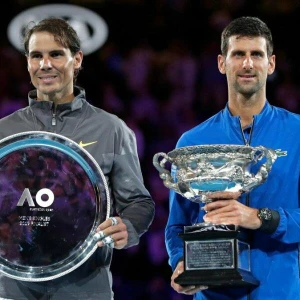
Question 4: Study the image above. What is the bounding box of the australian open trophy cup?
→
[153,144,277,288]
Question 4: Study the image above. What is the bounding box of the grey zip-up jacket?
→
[0,86,155,299]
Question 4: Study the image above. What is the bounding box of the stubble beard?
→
[233,80,263,99]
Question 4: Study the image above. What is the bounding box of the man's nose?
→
[242,56,253,69]
[39,58,52,69]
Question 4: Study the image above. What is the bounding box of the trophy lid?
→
[0,131,110,281]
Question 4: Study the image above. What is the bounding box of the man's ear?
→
[218,54,226,74]
[74,51,83,70]
[26,56,30,72]
[267,55,276,75]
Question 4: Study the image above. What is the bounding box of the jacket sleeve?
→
[264,144,300,244]
[110,120,155,248]
[165,190,201,270]
[164,134,203,270]
[270,171,300,243]
[271,206,300,243]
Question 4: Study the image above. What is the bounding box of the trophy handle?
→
[243,146,277,192]
[153,152,181,193]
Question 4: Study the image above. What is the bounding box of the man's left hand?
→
[203,191,261,230]
[95,217,128,249]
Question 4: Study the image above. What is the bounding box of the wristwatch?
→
[257,208,272,222]
[257,208,279,234]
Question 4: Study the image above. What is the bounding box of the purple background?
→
[1,1,300,299]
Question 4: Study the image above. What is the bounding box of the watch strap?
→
[258,209,280,234]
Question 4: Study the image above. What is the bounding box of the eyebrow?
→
[28,51,40,56]
[28,49,66,56]
[231,49,265,55]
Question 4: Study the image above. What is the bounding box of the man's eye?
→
[52,52,62,57]
[234,53,243,57]
[31,54,41,59]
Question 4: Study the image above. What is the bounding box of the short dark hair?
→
[221,16,273,57]
[23,17,82,80]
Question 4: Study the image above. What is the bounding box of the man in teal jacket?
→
[166,16,300,299]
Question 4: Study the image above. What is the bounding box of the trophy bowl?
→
[153,144,277,288]
[0,131,110,282]
[153,144,277,203]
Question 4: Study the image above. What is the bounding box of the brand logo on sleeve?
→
[78,140,98,148]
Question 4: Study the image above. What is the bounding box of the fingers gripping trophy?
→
[153,144,277,288]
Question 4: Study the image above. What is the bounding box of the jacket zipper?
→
[52,107,57,126]
[239,117,254,300]
[52,113,56,126]
[238,117,255,146]
[238,117,254,209]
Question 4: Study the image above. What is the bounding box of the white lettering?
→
[36,188,54,207]
[17,188,35,206]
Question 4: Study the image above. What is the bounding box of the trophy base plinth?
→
[176,227,259,289]
[174,268,259,287]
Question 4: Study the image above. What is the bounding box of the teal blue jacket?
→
[165,101,300,299]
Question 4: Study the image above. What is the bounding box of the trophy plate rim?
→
[0,131,110,282]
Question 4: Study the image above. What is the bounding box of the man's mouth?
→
[38,76,57,82]
[239,74,255,78]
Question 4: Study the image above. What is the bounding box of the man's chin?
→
[236,86,258,97]
[39,86,59,96]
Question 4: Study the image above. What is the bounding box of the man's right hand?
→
[171,261,208,295]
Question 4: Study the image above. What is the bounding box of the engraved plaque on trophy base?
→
[174,228,259,287]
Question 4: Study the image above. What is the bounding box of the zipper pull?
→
[238,116,254,146]
[52,113,56,126]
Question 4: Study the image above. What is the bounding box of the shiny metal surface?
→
[153,144,277,203]
[0,131,110,281]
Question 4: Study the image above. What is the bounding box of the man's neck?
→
[228,96,265,129]
[36,91,75,105]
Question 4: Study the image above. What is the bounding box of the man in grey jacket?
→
[0,17,155,299]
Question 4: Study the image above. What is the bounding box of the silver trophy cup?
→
[153,144,277,288]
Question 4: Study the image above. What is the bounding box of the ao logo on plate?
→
[17,188,54,208]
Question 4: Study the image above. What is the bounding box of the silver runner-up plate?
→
[0,131,110,282]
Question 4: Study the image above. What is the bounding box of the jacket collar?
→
[222,100,274,144]
[28,86,85,114]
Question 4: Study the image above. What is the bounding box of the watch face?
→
[259,208,272,220]
[0,131,110,282]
